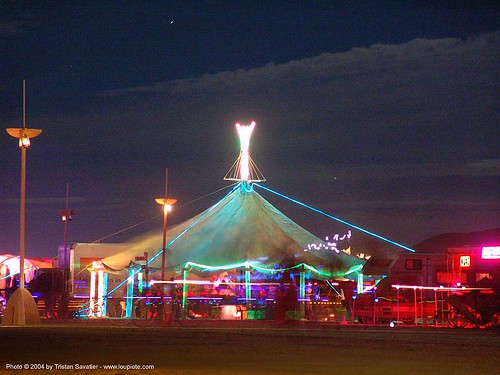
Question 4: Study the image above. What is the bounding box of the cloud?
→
[29,31,498,209]
[0,197,86,206]
[102,31,498,104]
[93,31,498,165]
[0,18,41,37]
[326,160,500,180]
[459,159,500,176]
[329,199,500,210]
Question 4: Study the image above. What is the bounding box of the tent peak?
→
[224,121,266,182]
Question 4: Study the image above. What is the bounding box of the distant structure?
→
[224,121,266,182]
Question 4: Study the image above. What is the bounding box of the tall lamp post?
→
[155,168,176,282]
[57,183,75,269]
[58,183,75,311]
[3,80,42,325]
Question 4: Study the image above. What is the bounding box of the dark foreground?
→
[0,321,499,375]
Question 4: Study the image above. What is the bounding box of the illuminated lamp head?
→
[6,128,42,149]
[19,134,30,148]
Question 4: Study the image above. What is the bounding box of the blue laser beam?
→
[254,183,415,253]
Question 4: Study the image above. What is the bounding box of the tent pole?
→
[89,269,96,317]
[101,271,108,317]
[245,268,251,309]
[299,268,306,319]
[182,268,189,313]
[125,268,134,318]
[97,269,104,317]
[357,272,364,294]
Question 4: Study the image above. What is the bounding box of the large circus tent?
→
[101,121,364,282]
[93,123,367,320]
[101,182,364,279]
[95,180,365,321]
[79,122,420,321]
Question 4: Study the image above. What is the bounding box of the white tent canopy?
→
[0,254,43,290]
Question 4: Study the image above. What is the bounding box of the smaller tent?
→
[0,254,46,295]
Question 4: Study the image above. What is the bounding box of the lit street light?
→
[3,80,42,326]
[155,168,176,282]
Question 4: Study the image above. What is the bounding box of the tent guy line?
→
[92,182,239,244]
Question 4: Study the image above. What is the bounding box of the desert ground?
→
[0,321,498,375]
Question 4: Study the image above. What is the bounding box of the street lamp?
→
[58,183,75,303]
[3,80,42,325]
[57,183,75,267]
[155,198,177,281]
[155,168,176,282]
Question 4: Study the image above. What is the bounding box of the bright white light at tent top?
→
[236,122,254,180]
[224,121,266,182]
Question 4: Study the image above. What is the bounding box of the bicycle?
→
[73,301,103,319]
[132,295,209,327]
[106,298,133,326]
[0,296,6,321]
[106,295,171,326]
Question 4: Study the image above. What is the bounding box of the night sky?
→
[1,2,498,258]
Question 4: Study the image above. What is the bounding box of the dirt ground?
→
[0,322,498,375]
